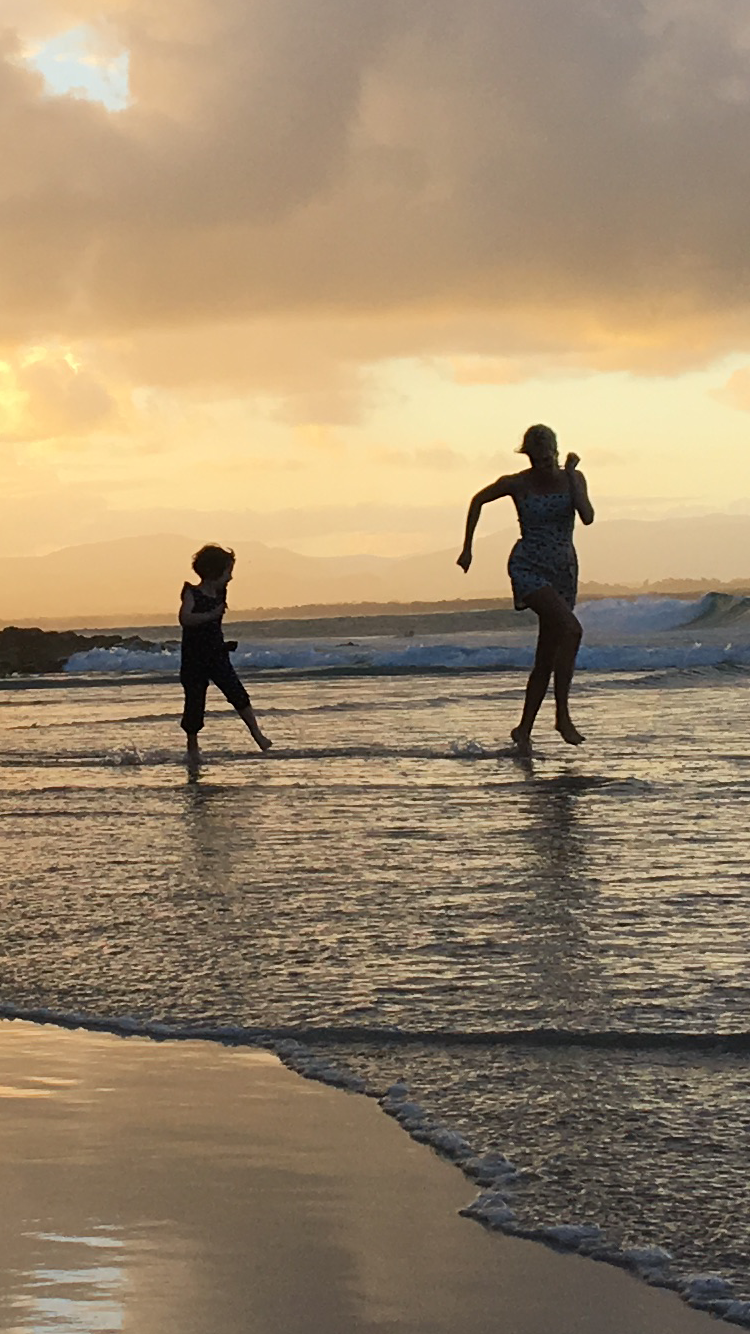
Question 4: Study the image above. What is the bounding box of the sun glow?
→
[22,24,130,110]
[1,0,750,605]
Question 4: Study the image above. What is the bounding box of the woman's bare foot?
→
[556,717,585,746]
[254,733,273,753]
[511,726,532,756]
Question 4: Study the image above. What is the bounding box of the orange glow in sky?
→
[2,2,749,587]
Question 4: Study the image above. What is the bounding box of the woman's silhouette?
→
[457,424,594,755]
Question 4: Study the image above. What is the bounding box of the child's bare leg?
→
[239,704,272,752]
[213,659,272,752]
[185,733,201,763]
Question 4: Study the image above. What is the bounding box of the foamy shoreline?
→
[0,1018,721,1334]
[3,666,749,1313]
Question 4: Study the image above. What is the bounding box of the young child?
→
[179,544,271,760]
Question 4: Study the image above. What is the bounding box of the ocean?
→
[2,591,750,1324]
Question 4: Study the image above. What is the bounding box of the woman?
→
[457,424,594,755]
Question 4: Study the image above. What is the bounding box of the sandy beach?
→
[0,1019,719,1334]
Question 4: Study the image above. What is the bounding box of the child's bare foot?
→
[240,705,272,753]
[556,717,585,746]
[511,726,532,756]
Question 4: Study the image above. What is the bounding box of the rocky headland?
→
[0,627,162,677]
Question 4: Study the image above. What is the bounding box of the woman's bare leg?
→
[553,619,584,744]
[512,588,583,753]
[511,619,560,755]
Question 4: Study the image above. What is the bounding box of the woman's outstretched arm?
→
[457,476,515,572]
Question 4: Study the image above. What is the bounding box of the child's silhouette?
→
[179,544,271,762]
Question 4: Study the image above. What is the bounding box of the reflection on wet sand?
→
[0,1021,718,1334]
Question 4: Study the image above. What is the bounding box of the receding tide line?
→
[5,1003,750,1327]
[0,1004,748,1053]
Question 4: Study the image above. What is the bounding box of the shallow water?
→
[0,1022,717,1334]
[2,661,750,1303]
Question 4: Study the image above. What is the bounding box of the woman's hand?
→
[457,547,472,573]
[564,452,580,473]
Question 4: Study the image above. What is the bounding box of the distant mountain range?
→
[1,514,750,624]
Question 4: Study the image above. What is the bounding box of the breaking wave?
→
[59,593,750,679]
[685,591,750,627]
[64,638,750,678]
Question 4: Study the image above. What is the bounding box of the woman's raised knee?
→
[563,614,582,647]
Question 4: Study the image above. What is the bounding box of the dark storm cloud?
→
[3,0,750,368]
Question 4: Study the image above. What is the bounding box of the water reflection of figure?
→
[180,781,236,886]
[514,766,603,1024]
[457,425,594,756]
[177,777,279,1021]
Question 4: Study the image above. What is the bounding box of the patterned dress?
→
[507,489,578,610]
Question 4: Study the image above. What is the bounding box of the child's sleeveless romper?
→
[179,584,249,734]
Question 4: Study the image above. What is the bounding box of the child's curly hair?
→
[191,544,235,580]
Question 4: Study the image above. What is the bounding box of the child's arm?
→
[179,587,224,628]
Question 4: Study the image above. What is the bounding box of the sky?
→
[2,0,750,569]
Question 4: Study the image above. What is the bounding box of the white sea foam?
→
[460,1192,516,1228]
[683,1275,734,1301]
[577,642,750,672]
[1,1005,747,1329]
[577,596,698,634]
[539,1222,604,1247]
[623,1246,673,1269]
[65,631,750,678]
[66,645,180,674]
[58,594,750,679]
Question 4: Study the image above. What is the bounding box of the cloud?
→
[1,0,750,383]
[18,356,116,435]
[0,346,123,441]
[447,358,530,387]
[713,365,750,411]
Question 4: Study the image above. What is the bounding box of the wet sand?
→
[0,1020,719,1334]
